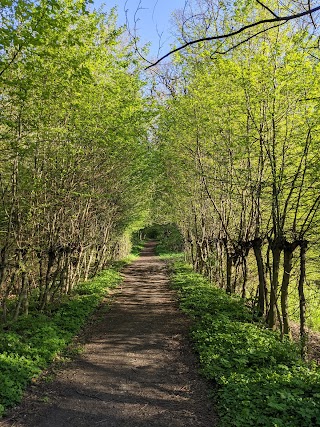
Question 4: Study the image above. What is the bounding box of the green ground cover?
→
[169,260,320,427]
[0,266,124,417]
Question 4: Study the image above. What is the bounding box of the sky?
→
[92,0,187,58]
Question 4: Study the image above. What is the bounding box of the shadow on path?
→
[0,241,217,427]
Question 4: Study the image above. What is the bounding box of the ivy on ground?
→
[170,261,320,427]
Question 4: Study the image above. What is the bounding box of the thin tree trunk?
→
[268,243,281,330]
[14,270,28,321]
[217,239,225,288]
[21,272,29,316]
[39,250,55,311]
[241,256,248,299]
[253,239,266,317]
[226,251,232,295]
[0,247,7,291]
[280,245,295,338]
[84,248,95,281]
[0,247,8,322]
[298,242,308,359]
[196,241,205,274]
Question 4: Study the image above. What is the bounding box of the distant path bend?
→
[1,241,217,427]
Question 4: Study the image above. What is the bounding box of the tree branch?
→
[124,0,154,66]
[308,0,317,28]
[145,5,320,69]
[211,22,286,55]
[255,0,279,18]
[0,45,23,77]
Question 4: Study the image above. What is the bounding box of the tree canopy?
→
[1,0,320,353]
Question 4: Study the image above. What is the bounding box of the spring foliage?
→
[0,0,152,320]
[155,0,320,344]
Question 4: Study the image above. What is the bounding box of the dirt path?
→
[0,242,217,427]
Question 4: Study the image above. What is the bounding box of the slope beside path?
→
[0,241,217,427]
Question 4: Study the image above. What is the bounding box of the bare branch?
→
[211,22,286,55]
[124,0,154,66]
[145,5,320,69]
[308,0,317,28]
[255,0,279,18]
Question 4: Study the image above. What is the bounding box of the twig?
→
[212,22,286,55]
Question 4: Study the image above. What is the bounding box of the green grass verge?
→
[0,268,123,417]
[170,260,320,427]
[154,241,184,259]
[131,239,146,257]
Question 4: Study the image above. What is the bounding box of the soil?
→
[0,241,218,427]
[291,324,320,365]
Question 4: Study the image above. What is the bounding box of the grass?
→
[169,260,320,427]
[0,267,123,417]
[157,251,184,260]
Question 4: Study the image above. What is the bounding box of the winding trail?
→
[1,241,217,427]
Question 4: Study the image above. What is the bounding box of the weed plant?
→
[170,261,320,427]
[0,268,122,417]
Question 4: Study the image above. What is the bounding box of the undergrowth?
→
[0,268,123,417]
[170,260,320,427]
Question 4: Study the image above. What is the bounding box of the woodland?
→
[1,0,320,424]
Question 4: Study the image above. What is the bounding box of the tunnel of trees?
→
[1,0,320,356]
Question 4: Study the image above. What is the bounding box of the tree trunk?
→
[0,247,7,290]
[280,244,296,338]
[14,270,28,321]
[253,239,266,317]
[84,248,95,281]
[241,256,248,299]
[195,240,205,274]
[226,251,232,295]
[298,241,308,359]
[267,243,282,330]
[0,247,8,322]
[39,250,55,311]
[21,272,29,316]
[217,240,225,288]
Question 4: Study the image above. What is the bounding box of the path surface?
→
[0,242,217,427]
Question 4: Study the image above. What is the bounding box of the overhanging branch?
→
[211,21,286,55]
[145,5,320,69]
